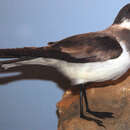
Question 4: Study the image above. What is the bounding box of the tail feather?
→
[0,46,69,70]
[0,46,90,63]
[0,47,51,58]
[0,46,70,60]
[0,46,58,70]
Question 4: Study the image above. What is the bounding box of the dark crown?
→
[113,4,130,24]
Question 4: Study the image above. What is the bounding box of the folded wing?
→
[0,33,122,63]
[49,33,122,62]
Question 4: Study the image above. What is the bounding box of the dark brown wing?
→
[49,32,122,62]
[0,33,122,63]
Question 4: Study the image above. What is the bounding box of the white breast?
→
[57,42,130,85]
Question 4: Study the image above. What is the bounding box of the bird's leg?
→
[80,85,84,117]
[83,84,114,119]
[80,84,92,117]
[82,84,90,113]
[79,84,104,127]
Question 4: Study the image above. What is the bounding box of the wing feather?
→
[50,33,122,62]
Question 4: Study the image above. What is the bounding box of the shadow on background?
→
[0,59,130,93]
[0,60,72,91]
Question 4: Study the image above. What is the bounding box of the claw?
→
[87,110,114,119]
[80,114,105,128]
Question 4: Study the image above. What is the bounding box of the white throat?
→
[120,19,130,30]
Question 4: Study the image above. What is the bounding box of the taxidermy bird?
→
[1,4,130,127]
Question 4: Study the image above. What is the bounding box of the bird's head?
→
[113,4,130,27]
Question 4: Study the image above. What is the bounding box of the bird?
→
[0,3,130,127]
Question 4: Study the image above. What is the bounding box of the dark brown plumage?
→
[113,4,130,24]
[0,33,122,63]
[50,33,122,62]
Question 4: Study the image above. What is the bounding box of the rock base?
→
[57,73,130,130]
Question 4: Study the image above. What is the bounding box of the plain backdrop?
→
[0,0,130,130]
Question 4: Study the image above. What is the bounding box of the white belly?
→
[57,43,130,85]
